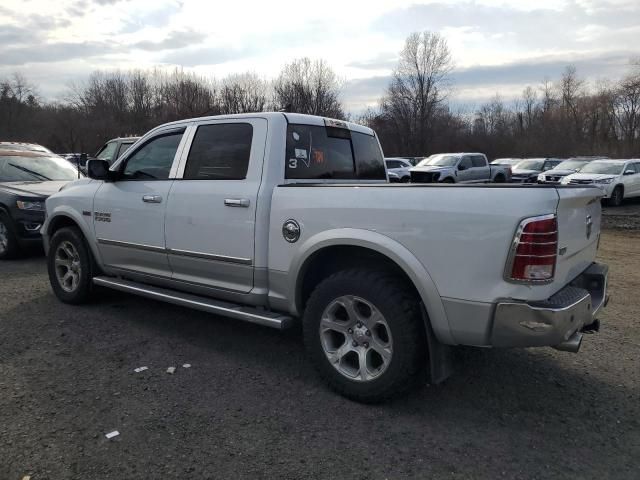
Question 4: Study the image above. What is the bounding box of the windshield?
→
[555,159,589,171]
[96,141,118,161]
[515,160,544,170]
[579,161,625,175]
[417,154,459,167]
[0,154,79,181]
[492,158,521,166]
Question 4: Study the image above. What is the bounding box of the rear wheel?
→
[48,227,94,304]
[608,186,624,207]
[494,174,506,183]
[0,212,20,260]
[303,269,427,403]
[442,177,454,183]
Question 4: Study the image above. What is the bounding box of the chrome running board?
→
[93,276,293,330]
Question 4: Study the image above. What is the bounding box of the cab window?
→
[183,123,253,180]
[459,157,473,169]
[121,130,184,180]
[471,155,486,168]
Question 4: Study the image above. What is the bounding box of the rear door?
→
[471,154,490,181]
[164,118,267,293]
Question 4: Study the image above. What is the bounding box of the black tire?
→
[608,186,624,207]
[47,226,94,304]
[0,211,20,260]
[400,176,410,183]
[303,268,427,403]
[442,177,454,183]
[494,174,505,183]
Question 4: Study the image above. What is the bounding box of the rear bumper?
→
[490,263,608,349]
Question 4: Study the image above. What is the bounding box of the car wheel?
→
[442,177,454,183]
[494,174,505,183]
[608,186,624,207]
[401,176,410,183]
[47,227,94,304]
[0,212,20,259]
[303,268,427,403]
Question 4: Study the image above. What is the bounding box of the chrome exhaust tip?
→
[553,332,583,353]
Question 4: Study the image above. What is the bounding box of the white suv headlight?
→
[594,178,614,184]
[16,200,45,211]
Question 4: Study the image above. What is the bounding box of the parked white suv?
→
[384,158,412,182]
[42,113,608,402]
[561,159,640,206]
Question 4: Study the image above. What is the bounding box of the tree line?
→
[1,31,639,159]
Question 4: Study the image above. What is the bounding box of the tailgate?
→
[554,186,602,291]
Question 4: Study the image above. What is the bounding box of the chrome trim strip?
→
[96,239,253,265]
[97,238,166,253]
[168,248,253,265]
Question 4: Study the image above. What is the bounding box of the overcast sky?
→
[1,0,639,114]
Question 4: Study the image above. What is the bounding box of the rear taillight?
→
[506,215,558,283]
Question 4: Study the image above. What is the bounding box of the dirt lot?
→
[1,229,639,479]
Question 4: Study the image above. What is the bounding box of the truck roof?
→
[155,112,375,137]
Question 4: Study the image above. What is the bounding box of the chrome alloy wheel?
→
[54,241,82,293]
[0,221,8,255]
[319,295,393,382]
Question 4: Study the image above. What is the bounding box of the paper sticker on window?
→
[295,148,308,160]
[313,150,324,164]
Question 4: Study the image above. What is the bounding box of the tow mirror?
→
[624,169,635,176]
[87,159,114,181]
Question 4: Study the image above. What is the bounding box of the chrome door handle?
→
[142,195,162,203]
[224,198,250,208]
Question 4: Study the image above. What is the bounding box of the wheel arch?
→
[289,228,454,345]
[44,209,101,264]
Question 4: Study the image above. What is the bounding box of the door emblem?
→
[585,215,592,240]
[282,219,301,243]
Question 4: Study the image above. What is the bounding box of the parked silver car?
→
[410,153,511,183]
[384,157,412,182]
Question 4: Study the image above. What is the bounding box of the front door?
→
[93,128,186,278]
[165,118,267,293]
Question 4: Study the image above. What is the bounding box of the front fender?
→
[288,228,455,345]
[42,207,102,266]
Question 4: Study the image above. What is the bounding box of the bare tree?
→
[220,73,268,114]
[382,31,453,154]
[273,58,344,119]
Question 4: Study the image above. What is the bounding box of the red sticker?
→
[313,150,324,164]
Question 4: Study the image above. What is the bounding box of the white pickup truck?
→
[42,113,608,402]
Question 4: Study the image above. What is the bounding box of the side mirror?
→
[87,159,114,181]
[458,164,466,171]
[624,169,635,176]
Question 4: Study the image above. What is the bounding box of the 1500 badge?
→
[94,212,111,223]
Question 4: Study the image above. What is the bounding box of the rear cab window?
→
[471,155,487,168]
[285,123,385,180]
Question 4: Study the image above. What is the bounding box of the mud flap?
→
[421,304,454,384]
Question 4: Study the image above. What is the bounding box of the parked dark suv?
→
[0,150,80,258]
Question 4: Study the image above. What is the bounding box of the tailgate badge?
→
[586,215,593,240]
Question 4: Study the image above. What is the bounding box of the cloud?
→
[132,30,207,52]
[161,46,253,67]
[1,41,118,65]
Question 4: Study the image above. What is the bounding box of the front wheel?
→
[442,177,454,183]
[0,212,20,259]
[608,186,624,207]
[303,269,427,403]
[47,227,95,304]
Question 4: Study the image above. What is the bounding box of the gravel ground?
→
[1,231,639,480]
[602,197,640,230]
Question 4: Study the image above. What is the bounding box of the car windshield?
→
[515,160,544,170]
[555,159,589,171]
[418,155,459,167]
[0,154,79,181]
[579,162,625,175]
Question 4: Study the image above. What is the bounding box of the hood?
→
[410,165,453,173]
[511,168,539,176]
[563,173,616,182]
[0,180,71,197]
[543,169,576,176]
